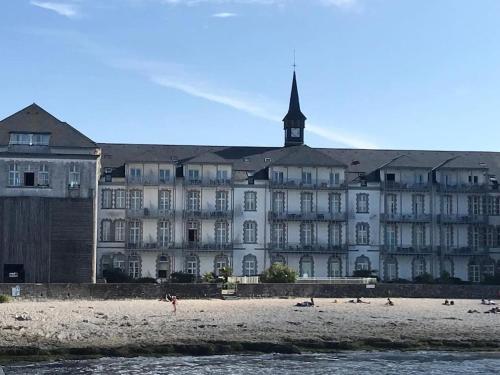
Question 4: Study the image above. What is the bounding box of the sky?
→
[1,0,500,151]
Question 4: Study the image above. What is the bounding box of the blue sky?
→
[1,0,500,150]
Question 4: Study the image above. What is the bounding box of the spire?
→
[283,71,307,123]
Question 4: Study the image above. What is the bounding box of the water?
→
[3,351,500,374]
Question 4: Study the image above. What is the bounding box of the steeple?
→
[283,71,306,147]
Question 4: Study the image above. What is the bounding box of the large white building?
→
[96,72,500,283]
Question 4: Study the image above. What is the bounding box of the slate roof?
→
[0,104,97,148]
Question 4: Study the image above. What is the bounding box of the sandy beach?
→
[0,298,499,359]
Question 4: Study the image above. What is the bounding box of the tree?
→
[260,263,297,283]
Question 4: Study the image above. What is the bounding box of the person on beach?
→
[385,298,394,306]
[356,297,370,304]
[295,297,314,307]
[443,299,449,306]
[166,294,178,313]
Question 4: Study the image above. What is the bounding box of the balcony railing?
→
[269,179,346,190]
[126,208,175,219]
[437,183,490,193]
[380,245,433,254]
[438,214,488,224]
[182,242,233,251]
[438,246,489,256]
[183,209,233,220]
[383,182,430,191]
[267,242,348,253]
[126,176,174,185]
[183,179,232,187]
[380,213,432,223]
[268,211,347,222]
[126,241,175,251]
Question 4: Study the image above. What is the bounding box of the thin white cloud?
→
[319,0,358,9]
[212,12,237,17]
[30,1,80,18]
[161,0,360,9]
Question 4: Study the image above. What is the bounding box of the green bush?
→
[219,267,233,282]
[202,272,216,283]
[352,269,378,278]
[170,272,195,283]
[260,263,297,283]
[103,268,132,283]
[0,295,11,303]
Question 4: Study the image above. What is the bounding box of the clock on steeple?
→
[283,71,306,147]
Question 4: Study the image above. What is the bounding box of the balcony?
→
[183,209,233,220]
[126,241,175,251]
[437,183,490,193]
[269,179,346,190]
[183,179,232,187]
[438,246,489,256]
[380,245,433,255]
[438,214,488,224]
[126,208,175,219]
[268,211,347,222]
[267,242,348,253]
[126,176,174,186]
[380,213,432,223]
[383,182,430,192]
[182,241,233,252]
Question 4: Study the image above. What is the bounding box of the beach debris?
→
[14,314,31,321]
[122,315,129,320]
[287,321,302,326]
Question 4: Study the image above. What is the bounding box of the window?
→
[329,223,341,247]
[115,220,125,242]
[243,221,257,243]
[272,255,286,265]
[185,255,199,276]
[300,192,313,214]
[412,224,426,248]
[69,164,80,187]
[187,220,200,243]
[301,171,312,185]
[442,259,454,277]
[482,263,495,279]
[328,257,342,277]
[469,175,479,184]
[415,174,424,184]
[8,164,21,187]
[386,224,397,248]
[24,168,35,187]
[129,220,141,245]
[412,258,425,279]
[129,190,142,210]
[330,172,340,186]
[386,194,397,215]
[216,170,228,181]
[102,189,113,209]
[158,221,171,247]
[128,256,140,279]
[385,259,397,281]
[38,164,49,186]
[356,223,369,245]
[355,256,370,271]
[272,171,284,184]
[113,254,126,271]
[300,222,313,246]
[216,190,228,211]
[444,225,454,248]
[159,169,171,183]
[469,196,482,215]
[271,222,286,248]
[385,173,395,182]
[356,193,369,213]
[244,191,257,211]
[129,168,142,183]
[188,169,200,182]
[299,255,314,277]
[101,220,112,242]
[215,220,228,244]
[214,255,229,276]
[242,254,257,276]
[159,190,171,211]
[329,193,341,213]
[443,195,453,215]
[412,194,425,215]
[469,263,480,283]
[469,226,482,249]
[157,255,170,279]
[187,191,201,211]
[272,191,285,213]
[100,255,112,274]
[115,190,126,209]
[9,132,50,146]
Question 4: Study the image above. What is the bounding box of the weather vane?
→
[292,49,296,70]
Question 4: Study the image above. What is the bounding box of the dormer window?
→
[9,133,50,146]
[301,171,312,185]
[188,169,200,182]
[69,164,80,188]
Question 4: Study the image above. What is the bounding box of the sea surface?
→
[2,351,500,374]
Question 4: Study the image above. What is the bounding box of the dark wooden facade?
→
[0,197,94,283]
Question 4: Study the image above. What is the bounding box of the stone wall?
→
[0,283,221,300]
[236,283,500,299]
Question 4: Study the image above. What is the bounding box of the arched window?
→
[157,255,170,279]
[185,255,199,276]
[384,258,398,281]
[271,254,286,265]
[242,254,257,276]
[112,253,126,271]
[243,221,257,243]
[327,256,342,277]
[158,220,171,247]
[299,255,314,277]
[214,255,229,276]
[128,255,141,279]
[412,257,426,279]
[355,255,370,271]
[100,254,112,275]
[101,220,112,242]
[215,220,228,245]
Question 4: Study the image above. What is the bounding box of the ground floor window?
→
[185,255,199,276]
[112,254,126,271]
[412,258,425,279]
[354,255,370,271]
[128,256,141,279]
[214,255,229,276]
[328,257,341,277]
[242,254,257,276]
[384,259,398,281]
[157,255,170,279]
[299,255,314,277]
[271,254,286,265]
[469,263,480,283]
[442,258,454,278]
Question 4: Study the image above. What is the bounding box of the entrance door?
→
[4,264,25,283]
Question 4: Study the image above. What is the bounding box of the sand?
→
[0,298,499,359]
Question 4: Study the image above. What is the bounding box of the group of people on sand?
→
[470,299,500,314]
[294,297,394,307]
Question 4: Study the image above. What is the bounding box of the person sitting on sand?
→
[450,301,454,306]
[385,298,394,306]
[467,309,480,313]
[488,300,496,305]
[443,299,449,306]
[346,299,357,303]
[356,297,370,304]
[295,297,314,307]
[481,299,488,305]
